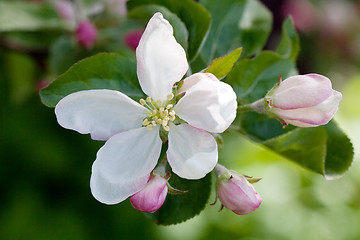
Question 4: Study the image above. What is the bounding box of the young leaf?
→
[40,53,144,107]
[276,17,300,60]
[144,173,212,225]
[204,48,242,80]
[127,0,211,61]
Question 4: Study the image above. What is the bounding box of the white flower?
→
[55,12,237,204]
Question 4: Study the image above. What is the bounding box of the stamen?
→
[164,109,169,116]
[167,93,174,100]
[153,109,157,115]
[163,125,170,131]
[169,115,175,121]
[166,104,173,110]
[157,99,162,105]
[169,110,175,116]
[146,125,153,131]
[142,119,149,126]
[139,98,146,105]
[146,97,152,103]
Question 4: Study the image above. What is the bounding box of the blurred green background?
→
[1,0,360,239]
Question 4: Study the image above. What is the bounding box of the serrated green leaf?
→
[193,0,272,71]
[0,2,66,32]
[204,48,242,79]
[263,127,327,175]
[40,53,144,107]
[323,121,354,179]
[145,173,212,225]
[127,5,188,52]
[127,0,211,61]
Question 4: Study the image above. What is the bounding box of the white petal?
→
[167,123,218,179]
[55,89,147,141]
[136,12,188,101]
[272,90,342,127]
[90,127,162,204]
[174,73,237,133]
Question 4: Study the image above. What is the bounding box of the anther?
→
[169,115,175,121]
[142,119,149,126]
[164,109,169,116]
[140,99,146,105]
[163,125,170,131]
[169,110,175,116]
[157,99,162,104]
[166,104,173,110]
[152,120,156,126]
[167,93,174,100]
[146,125,153,131]
[153,109,157,115]
[146,97,152,103]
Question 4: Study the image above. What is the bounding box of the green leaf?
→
[259,121,354,179]
[204,48,242,79]
[145,173,212,225]
[0,2,66,32]
[323,121,354,180]
[40,53,145,107]
[194,0,272,71]
[276,17,300,60]
[127,5,188,52]
[263,127,327,175]
[127,0,211,61]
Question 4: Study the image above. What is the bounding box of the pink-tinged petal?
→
[174,73,237,133]
[271,74,332,109]
[55,90,148,141]
[130,174,168,213]
[90,127,162,204]
[167,123,218,179]
[271,90,342,127]
[136,12,188,101]
[218,174,262,215]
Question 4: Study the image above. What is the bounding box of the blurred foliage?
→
[0,0,360,239]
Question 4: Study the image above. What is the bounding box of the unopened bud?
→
[75,20,98,49]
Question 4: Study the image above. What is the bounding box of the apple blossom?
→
[213,164,262,215]
[55,12,237,205]
[249,74,342,127]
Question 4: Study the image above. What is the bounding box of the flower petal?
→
[55,89,147,141]
[90,127,162,204]
[167,123,218,179]
[271,90,342,127]
[271,74,332,109]
[174,73,237,133]
[136,12,188,101]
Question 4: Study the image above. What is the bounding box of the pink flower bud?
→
[265,74,342,127]
[124,30,143,51]
[215,165,262,215]
[55,1,76,22]
[130,173,168,213]
[75,20,98,49]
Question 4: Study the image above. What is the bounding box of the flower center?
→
[139,93,176,131]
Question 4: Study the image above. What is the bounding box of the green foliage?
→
[127,0,211,61]
[192,0,272,72]
[40,53,145,107]
[145,173,212,225]
[0,1,66,32]
[227,18,353,178]
[204,48,242,80]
